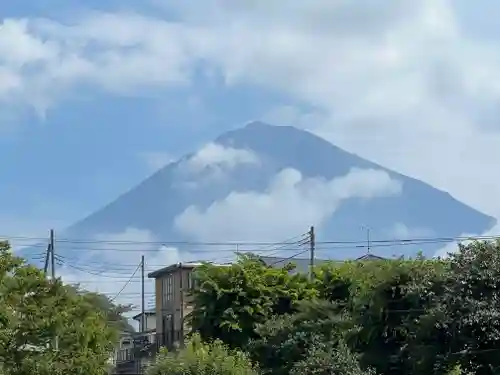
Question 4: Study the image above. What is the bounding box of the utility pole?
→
[309,226,315,281]
[367,227,371,254]
[361,225,371,254]
[179,262,184,348]
[50,229,55,281]
[43,243,50,276]
[48,229,59,351]
[141,255,145,332]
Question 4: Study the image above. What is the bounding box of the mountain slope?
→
[63,121,495,259]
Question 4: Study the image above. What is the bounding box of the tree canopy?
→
[0,240,119,375]
[184,241,500,375]
[146,333,258,375]
[69,285,135,333]
[188,254,316,348]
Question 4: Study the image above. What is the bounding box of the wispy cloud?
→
[174,168,402,242]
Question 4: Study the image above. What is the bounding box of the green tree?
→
[146,333,258,375]
[411,240,500,375]
[70,285,135,332]
[188,254,316,348]
[345,257,446,374]
[0,241,118,375]
[445,365,473,375]
[291,340,375,375]
[248,300,354,375]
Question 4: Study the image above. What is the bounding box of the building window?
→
[187,272,198,290]
[163,275,173,302]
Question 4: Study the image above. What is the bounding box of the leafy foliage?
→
[69,285,135,332]
[186,242,500,375]
[248,300,353,375]
[411,240,500,375]
[346,258,446,374]
[291,340,375,375]
[188,254,316,348]
[0,241,117,375]
[146,333,258,375]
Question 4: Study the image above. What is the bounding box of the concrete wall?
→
[154,267,196,346]
[155,278,162,340]
[142,315,156,331]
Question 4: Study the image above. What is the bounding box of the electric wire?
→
[4,233,500,248]
[108,262,141,302]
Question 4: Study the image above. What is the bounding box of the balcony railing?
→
[114,331,182,364]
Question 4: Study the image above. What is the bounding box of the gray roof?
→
[356,253,385,261]
[131,309,156,321]
[260,253,386,273]
[148,261,230,279]
[259,256,321,273]
[148,254,386,279]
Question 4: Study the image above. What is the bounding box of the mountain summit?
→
[63,121,495,259]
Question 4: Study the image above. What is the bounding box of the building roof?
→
[148,254,387,279]
[259,256,322,273]
[355,253,386,261]
[260,254,386,272]
[147,261,229,279]
[131,309,156,321]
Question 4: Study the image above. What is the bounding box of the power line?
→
[0,235,318,246]
[3,233,499,248]
[53,253,165,270]
[64,278,145,283]
[313,238,464,251]
[24,240,454,254]
[59,262,138,278]
[318,235,499,245]
[268,249,310,266]
[109,262,141,302]
[17,240,449,254]
[15,243,309,253]
[173,232,312,264]
[45,238,471,253]
[254,232,310,258]
[78,291,155,295]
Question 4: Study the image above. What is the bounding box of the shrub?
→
[147,334,258,375]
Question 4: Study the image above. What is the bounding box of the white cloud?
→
[138,151,175,172]
[55,227,190,318]
[54,227,234,316]
[174,143,260,189]
[433,221,500,258]
[0,13,197,115]
[185,142,259,173]
[388,223,435,239]
[174,167,402,242]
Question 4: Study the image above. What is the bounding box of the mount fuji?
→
[46,121,495,261]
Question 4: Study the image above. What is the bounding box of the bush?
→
[291,340,375,375]
[248,300,353,375]
[146,334,258,375]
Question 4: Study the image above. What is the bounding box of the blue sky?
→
[4,0,500,310]
[0,0,309,236]
[2,0,500,240]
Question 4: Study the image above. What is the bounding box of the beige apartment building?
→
[148,262,227,348]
